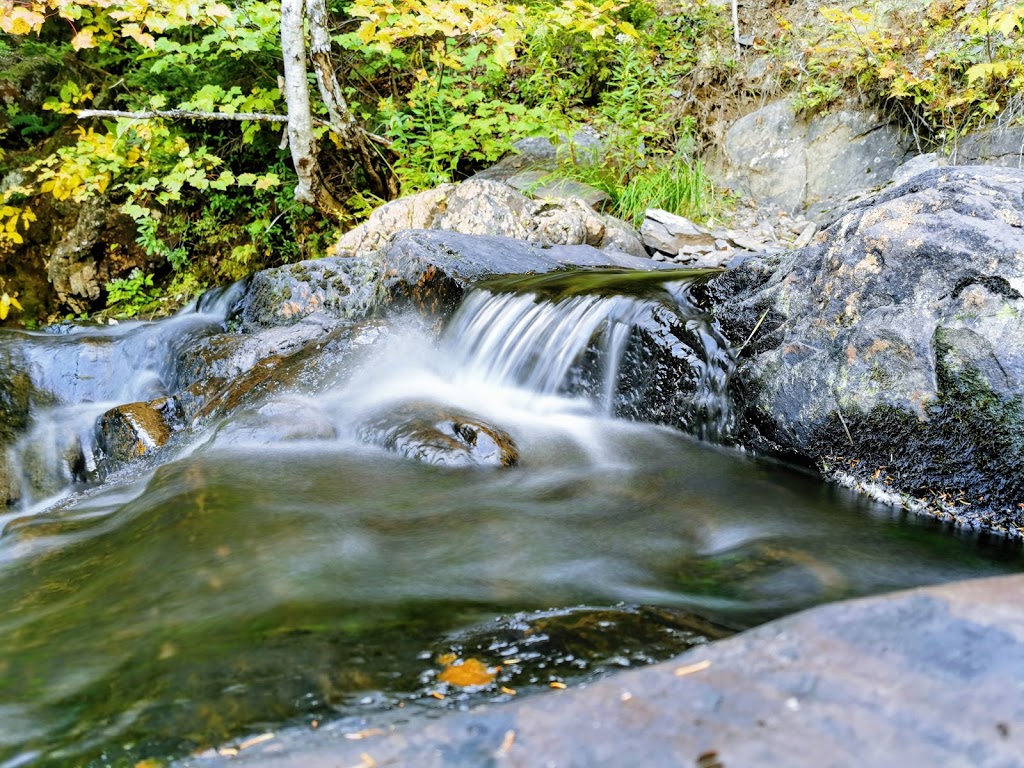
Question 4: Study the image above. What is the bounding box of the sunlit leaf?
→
[438,657,498,687]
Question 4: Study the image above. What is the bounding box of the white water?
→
[1,283,244,513]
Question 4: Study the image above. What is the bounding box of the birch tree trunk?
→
[306,0,397,200]
[280,0,345,218]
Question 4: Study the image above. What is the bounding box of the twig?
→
[732,0,740,54]
[836,409,854,446]
[75,108,393,147]
[739,308,770,352]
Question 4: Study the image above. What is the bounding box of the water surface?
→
[1,278,1020,766]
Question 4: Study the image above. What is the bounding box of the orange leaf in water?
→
[438,657,497,687]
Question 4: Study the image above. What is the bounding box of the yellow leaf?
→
[357,22,378,46]
[3,7,46,35]
[438,657,498,687]
[71,28,96,50]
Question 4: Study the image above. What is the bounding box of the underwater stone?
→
[360,403,519,468]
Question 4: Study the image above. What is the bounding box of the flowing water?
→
[0,273,1021,766]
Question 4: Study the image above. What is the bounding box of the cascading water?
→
[0,271,1021,767]
[0,282,244,514]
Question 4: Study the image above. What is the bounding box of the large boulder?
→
[698,166,1024,535]
[708,100,911,215]
[332,178,644,259]
[236,229,670,332]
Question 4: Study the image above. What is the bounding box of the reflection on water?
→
[0,280,1021,766]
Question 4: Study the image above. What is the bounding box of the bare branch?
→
[75,107,393,147]
[76,108,291,123]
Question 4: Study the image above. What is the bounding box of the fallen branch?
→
[74,108,393,147]
[76,108,290,123]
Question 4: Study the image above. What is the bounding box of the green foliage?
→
[105,268,157,317]
[792,0,1024,147]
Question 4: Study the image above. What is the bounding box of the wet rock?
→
[173,314,337,391]
[189,322,390,426]
[237,230,672,331]
[360,403,519,467]
[697,166,1024,534]
[97,400,173,467]
[332,178,644,259]
[0,451,20,507]
[0,346,32,444]
[708,100,911,214]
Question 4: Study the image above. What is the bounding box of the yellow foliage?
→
[0,293,23,321]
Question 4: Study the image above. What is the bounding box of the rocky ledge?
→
[699,166,1024,536]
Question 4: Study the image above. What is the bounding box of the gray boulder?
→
[709,100,911,214]
[956,124,1024,168]
[697,166,1024,534]
[332,179,644,259]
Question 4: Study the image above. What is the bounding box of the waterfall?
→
[440,279,736,439]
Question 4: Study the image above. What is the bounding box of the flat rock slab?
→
[182,574,1024,767]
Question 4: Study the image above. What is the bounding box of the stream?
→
[1,272,1021,766]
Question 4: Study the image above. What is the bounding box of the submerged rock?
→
[699,166,1024,534]
[360,403,519,468]
[185,573,1024,767]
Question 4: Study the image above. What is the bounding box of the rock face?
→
[698,166,1024,534]
[332,178,644,259]
[709,100,911,214]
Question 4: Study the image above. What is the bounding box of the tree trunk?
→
[305,0,397,200]
[280,0,346,218]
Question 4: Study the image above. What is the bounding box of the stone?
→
[696,166,1024,534]
[708,100,911,214]
[237,230,673,332]
[505,170,611,210]
[332,178,643,259]
[471,132,604,183]
[639,208,717,255]
[890,151,948,185]
[726,233,766,252]
[205,398,338,448]
[181,573,1024,768]
[956,124,1024,168]
[791,222,817,249]
[97,400,173,467]
[359,402,519,467]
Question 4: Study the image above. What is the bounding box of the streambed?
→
[1,274,1021,766]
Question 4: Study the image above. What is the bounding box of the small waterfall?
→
[440,279,737,439]
[443,291,651,405]
[1,284,242,511]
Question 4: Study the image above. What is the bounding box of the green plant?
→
[795,0,1024,149]
[105,268,157,317]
